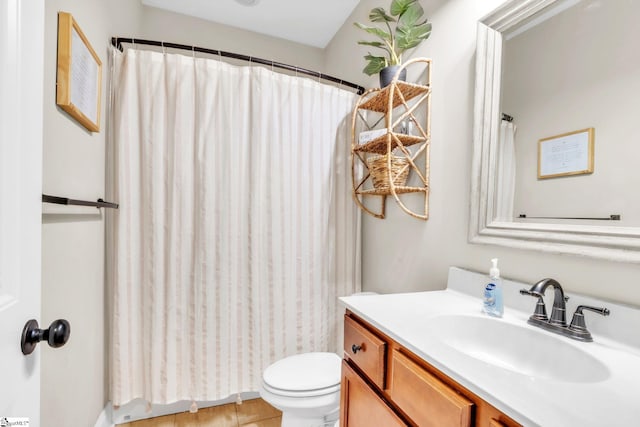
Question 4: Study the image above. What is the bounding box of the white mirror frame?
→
[470,0,640,263]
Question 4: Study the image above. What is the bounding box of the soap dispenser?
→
[482,258,503,317]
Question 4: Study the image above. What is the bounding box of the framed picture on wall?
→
[56,12,102,133]
[538,128,594,179]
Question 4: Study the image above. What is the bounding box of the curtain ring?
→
[132,38,136,49]
[161,41,166,55]
[271,61,274,73]
[192,46,195,58]
[218,50,222,63]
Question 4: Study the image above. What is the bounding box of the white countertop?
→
[340,268,640,427]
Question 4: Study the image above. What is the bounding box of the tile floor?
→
[118,398,281,427]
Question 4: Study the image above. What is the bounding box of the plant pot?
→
[379,65,407,88]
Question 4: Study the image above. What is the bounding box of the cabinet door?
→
[389,350,473,427]
[340,361,407,427]
[344,315,387,389]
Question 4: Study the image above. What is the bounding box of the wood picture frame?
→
[537,128,594,179]
[56,12,102,132]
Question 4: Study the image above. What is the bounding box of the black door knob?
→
[21,319,71,355]
[47,319,71,348]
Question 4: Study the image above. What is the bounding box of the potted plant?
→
[355,0,432,88]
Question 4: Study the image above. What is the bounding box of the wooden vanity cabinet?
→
[340,311,521,427]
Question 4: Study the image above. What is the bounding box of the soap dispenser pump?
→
[483,258,503,317]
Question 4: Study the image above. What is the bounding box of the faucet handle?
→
[520,289,548,321]
[520,289,539,297]
[568,305,611,342]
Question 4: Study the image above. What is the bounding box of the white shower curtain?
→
[107,48,360,406]
[495,120,517,221]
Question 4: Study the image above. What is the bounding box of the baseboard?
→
[94,405,114,427]
[110,392,260,425]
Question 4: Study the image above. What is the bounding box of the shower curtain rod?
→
[111,37,366,95]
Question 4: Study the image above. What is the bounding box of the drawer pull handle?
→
[351,344,363,354]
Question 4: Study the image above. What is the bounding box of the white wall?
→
[503,0,640,226]
[41,2,323,426]
[42,2,140,426]
[324,0,640,305]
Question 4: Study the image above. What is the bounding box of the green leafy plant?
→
[354,0,432,75]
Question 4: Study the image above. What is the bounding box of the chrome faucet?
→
[522,278,569,326]
[520,278,610,342]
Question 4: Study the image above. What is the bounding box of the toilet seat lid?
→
[263,352,341,392]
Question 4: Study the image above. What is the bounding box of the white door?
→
[0,0,44,424]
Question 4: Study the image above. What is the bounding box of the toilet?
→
[259,352,342,427]
[259,293,377,427]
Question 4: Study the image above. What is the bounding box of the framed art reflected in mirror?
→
[538,128,594,179]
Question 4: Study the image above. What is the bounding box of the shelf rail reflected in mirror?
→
[518,214,620,221]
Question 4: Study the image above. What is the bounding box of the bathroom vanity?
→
[340,313,518,427]
[339,267,640,426]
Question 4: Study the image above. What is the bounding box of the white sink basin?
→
[426,314,610,383]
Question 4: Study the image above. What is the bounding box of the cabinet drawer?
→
[343,315,386,389]
[390,350,473,427]
[341,361,408,427]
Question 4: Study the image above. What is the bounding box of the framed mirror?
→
[470,0,640,262]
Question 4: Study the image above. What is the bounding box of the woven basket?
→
[366,155,410,190]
